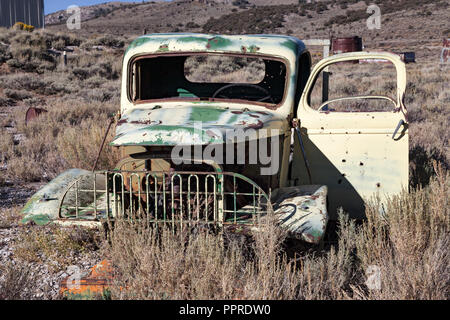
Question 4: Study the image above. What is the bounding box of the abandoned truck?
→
[21,34,409,244]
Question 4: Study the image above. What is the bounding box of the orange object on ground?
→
[60,259,113,299]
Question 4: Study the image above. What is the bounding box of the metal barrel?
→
[332,36,363,54]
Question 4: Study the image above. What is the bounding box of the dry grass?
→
[103,167,448,299]
[1,96,120,183]
[354,162,449,299]
[0,262,37,300]
[0,206,21,229]
[13,224,101,272]
[406,64,449,187]
[0,29,122,183]
[105,214,297,299]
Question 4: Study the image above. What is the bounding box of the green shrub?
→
[71,61,119,81]
[6,31,58,73]
[81,35,125,50]
[186,22,200,28]
[203,5,298,34]
[0,96,14,106]
[4,89,33,101]
[0,43,11,63]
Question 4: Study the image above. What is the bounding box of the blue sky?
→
[44,1,164,15]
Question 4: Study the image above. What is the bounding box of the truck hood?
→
[111,105,287,146]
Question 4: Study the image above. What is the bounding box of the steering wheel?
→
[212,84,275,103]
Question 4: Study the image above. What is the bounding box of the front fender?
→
[272,185,328,244]
[21,169,98,225]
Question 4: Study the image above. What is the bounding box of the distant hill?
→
[44,0,449,60]
[45,1,167,25]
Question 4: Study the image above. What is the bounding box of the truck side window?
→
[308,59,397,112]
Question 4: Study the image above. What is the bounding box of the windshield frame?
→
[127,52,290,110]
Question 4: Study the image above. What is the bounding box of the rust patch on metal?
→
[117,118,128,126]
[25,107,47,125]
[246,120,264,129]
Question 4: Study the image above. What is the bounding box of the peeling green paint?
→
[111,106,284,147]
[21,213,51,226]
[240,45,260,53]
[177,36,208,44]
[249,45,260,53]
[227,113,239,124]
[112,124,221,146]
[22,193,41,214]
[156,44,169,52]
[125,37,155,54]
[205,36,232,50]
[188,107,225,122]
[273,185,328,244]
[124,34,304,58]
[280,40,298,53]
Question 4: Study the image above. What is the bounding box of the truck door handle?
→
[392,119,406,140]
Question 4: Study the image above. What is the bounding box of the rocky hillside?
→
[43,0,449,61]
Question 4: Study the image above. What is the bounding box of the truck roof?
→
[124,33,307,60]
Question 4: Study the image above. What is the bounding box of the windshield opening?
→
[129,53,287,106]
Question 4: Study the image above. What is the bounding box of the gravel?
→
[0,185,102,300]
[0,183,42,209]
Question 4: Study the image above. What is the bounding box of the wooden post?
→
[322,43,330,105]
[63,51,67,67]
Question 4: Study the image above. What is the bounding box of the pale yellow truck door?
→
[293,52,408,219]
